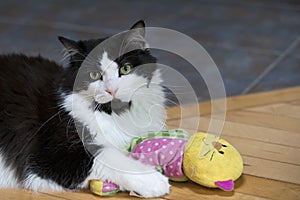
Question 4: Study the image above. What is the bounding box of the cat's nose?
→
[106,88,117,96]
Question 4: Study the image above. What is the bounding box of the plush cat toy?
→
[89,130,243,196]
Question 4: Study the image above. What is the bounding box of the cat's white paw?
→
[86,148,170,198]
[95,92,113,104]
[121,171,170,198]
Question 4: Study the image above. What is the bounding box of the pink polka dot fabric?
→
[129,138,188,180]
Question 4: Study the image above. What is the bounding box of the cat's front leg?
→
[82,147,170,198]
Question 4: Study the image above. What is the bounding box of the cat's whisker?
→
[17,109,65,154]
[136,90,195,95]
[94,103,101,111]
[65,118,74,139]
[35,111,63,134]
[163,85,194,88]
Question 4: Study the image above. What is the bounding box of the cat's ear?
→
[58,36,81,56]
[121,20,148,53]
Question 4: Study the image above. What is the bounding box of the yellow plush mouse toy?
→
[90,130,243,196]
[183,132,243,190]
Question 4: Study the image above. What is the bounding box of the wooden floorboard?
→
[1,87,300,199]
[0,188,67,200]
[290,100,300,106]
[221,110,300,132]
[243,155,300,184]
[244,103,300,118]
[167,86,300,120]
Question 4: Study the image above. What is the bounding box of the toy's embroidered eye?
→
[202,150,210,157]
[120,63,132,75]
[89,72,101,80]
[222,144,227,147]
[210,151,215,161]
[218,151,224,154]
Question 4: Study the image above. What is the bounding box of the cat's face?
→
[59,21,161,115]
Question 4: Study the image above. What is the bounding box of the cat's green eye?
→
[120,63,132,75]
[89,72,101,80]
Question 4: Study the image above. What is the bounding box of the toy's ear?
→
[215,180,234,191]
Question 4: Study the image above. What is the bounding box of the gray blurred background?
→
[0,0,299,105]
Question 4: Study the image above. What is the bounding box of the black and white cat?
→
[0,21,170,198]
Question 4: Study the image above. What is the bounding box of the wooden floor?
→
[1,87,300,200]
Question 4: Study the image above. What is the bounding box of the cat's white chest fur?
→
[62,74,166,149]
[95,89,166,148]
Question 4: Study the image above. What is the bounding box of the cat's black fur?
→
[0,21,157,189]
[0,53,94,189]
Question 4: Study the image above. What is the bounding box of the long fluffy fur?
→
[0,21,170,198]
